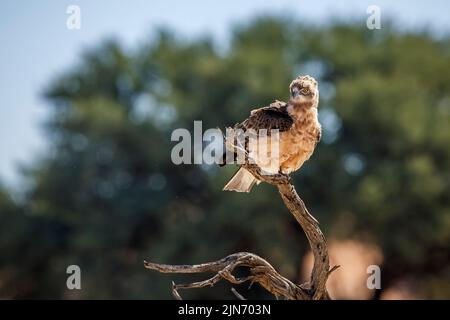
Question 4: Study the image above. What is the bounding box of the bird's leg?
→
[273,171,290,184]
[279,170,290,180]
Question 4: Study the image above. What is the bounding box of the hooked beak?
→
[291,86,300,99]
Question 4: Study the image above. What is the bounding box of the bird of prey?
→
[221,75,321,192]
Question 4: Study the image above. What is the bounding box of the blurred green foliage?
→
[0,17,449,299]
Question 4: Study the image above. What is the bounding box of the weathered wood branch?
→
[145,252,310,300]
[144,163,335,299]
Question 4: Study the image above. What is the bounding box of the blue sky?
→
[1,0,449,188]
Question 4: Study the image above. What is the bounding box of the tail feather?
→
[223,167,259,193]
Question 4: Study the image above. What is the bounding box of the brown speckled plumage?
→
[223,75,322,192]
[238,100,293,133]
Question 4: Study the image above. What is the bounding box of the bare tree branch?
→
[231,288,246,300]
[144,163,334,300]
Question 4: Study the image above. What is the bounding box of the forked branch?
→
[144,163,335,299]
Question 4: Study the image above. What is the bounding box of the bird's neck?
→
[287,99,318,120]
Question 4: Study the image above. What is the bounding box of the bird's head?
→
[289,75,319,107]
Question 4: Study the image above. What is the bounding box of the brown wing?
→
[238,101,293,133]
[219,101,293,166]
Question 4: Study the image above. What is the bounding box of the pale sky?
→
[1,0,449,188]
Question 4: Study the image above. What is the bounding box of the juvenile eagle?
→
[221,75,321,192]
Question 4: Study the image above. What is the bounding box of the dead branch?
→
[231,287,246,300]
[144,163,334,300]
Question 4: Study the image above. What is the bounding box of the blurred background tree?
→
[0,17,449,299]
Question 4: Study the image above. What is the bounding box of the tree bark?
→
[144,164,337,299]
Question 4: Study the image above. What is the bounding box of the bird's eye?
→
[300,88,310,95]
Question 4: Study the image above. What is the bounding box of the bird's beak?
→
[291,87,300,99]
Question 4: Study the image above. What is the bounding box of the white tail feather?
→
[223,168,259,193]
